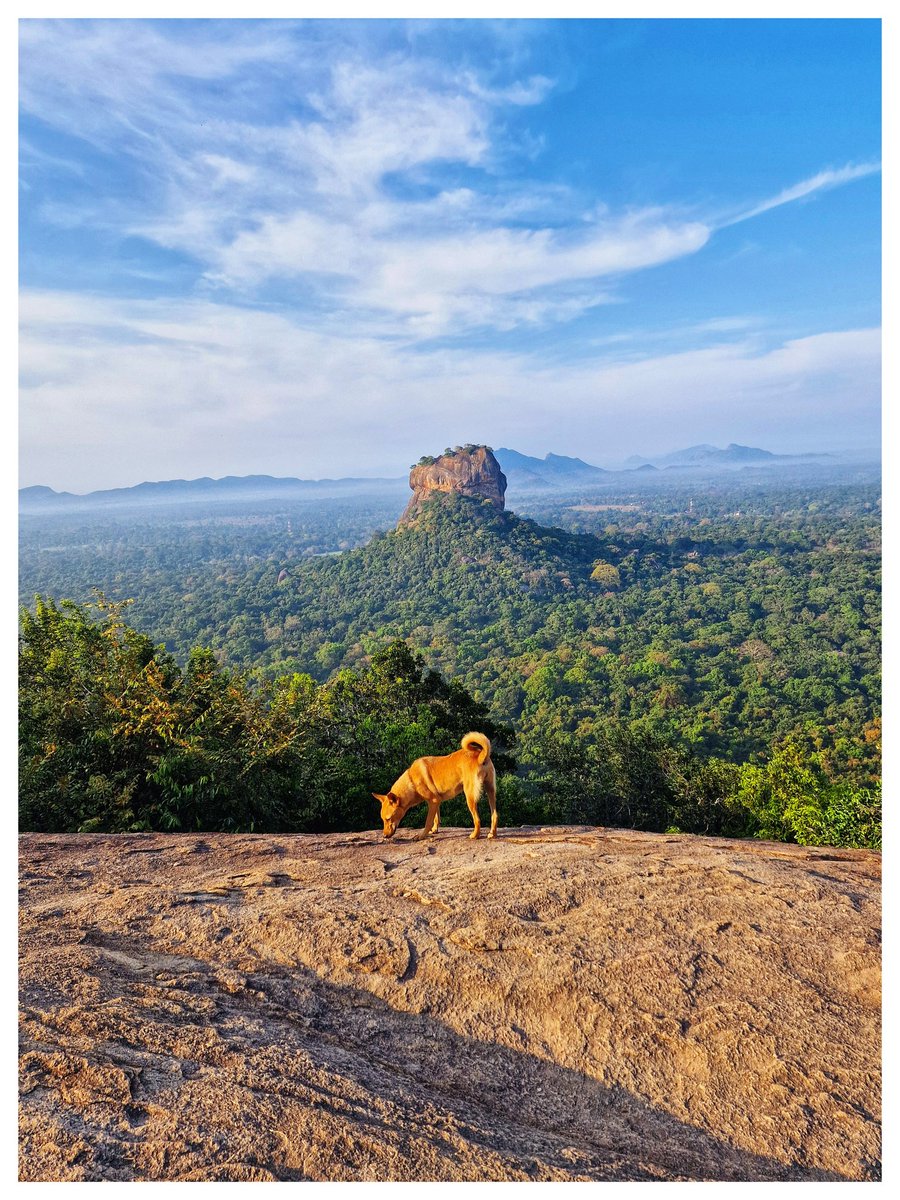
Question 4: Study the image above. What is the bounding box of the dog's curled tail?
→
[461,732,491,765]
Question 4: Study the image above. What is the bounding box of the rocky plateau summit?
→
[400,445,507,523]
[19,827,880,1182]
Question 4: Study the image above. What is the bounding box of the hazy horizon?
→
[20,18,881,493]
[20,438,882,497]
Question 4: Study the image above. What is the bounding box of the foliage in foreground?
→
[19,596,880,848]
[19,596,520,834]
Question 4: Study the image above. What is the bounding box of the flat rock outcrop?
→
[400,446,507,523]
[19,827,881,1182]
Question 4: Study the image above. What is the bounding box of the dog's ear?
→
[387,791,398,803]
[372,792,385,804]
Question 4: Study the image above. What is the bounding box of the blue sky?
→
[19,17,881,490]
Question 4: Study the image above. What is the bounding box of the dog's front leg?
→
[418,800,440,840]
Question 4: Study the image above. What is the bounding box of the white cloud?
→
[307,60,490,193]
[200,155,257,186]
[363,215,710,302]
[465,72,555,107]
[722,162,881,226]
[20,290,880,491]
[202,203,710,336]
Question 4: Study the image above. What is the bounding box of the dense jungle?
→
[19,463,881,847]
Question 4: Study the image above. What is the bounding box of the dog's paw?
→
[469,830,481,839]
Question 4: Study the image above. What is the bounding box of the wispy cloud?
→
[721,162,881,227]
[12,23,689,342]
[19,21,880,345]
[18,18,296,147]
[201,206,710,337]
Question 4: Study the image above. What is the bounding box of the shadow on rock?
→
[21,923,855,1182]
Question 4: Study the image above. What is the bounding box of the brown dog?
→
[373,732,497,840]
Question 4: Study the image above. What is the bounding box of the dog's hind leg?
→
[430,805,441,835]
[485,774,498,839]
[464,785,482,840]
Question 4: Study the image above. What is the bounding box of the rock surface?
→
[400,447,507,523]
[19,827,881,1182]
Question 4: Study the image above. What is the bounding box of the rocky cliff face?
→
[19,828,881,1182]
[400,446,507,524]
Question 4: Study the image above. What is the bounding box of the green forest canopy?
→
[19,469,881,848]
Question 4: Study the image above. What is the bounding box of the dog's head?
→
[373,791,403,839]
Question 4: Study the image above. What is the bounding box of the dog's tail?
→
[461,732,491,765]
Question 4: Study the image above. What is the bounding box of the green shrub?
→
[736,739,881,848]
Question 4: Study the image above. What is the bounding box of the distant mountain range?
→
[494,449,608,489]
[623,443,834,470]
[19,474,408,512]
[19,442,839,512]
[496,443,834,489]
